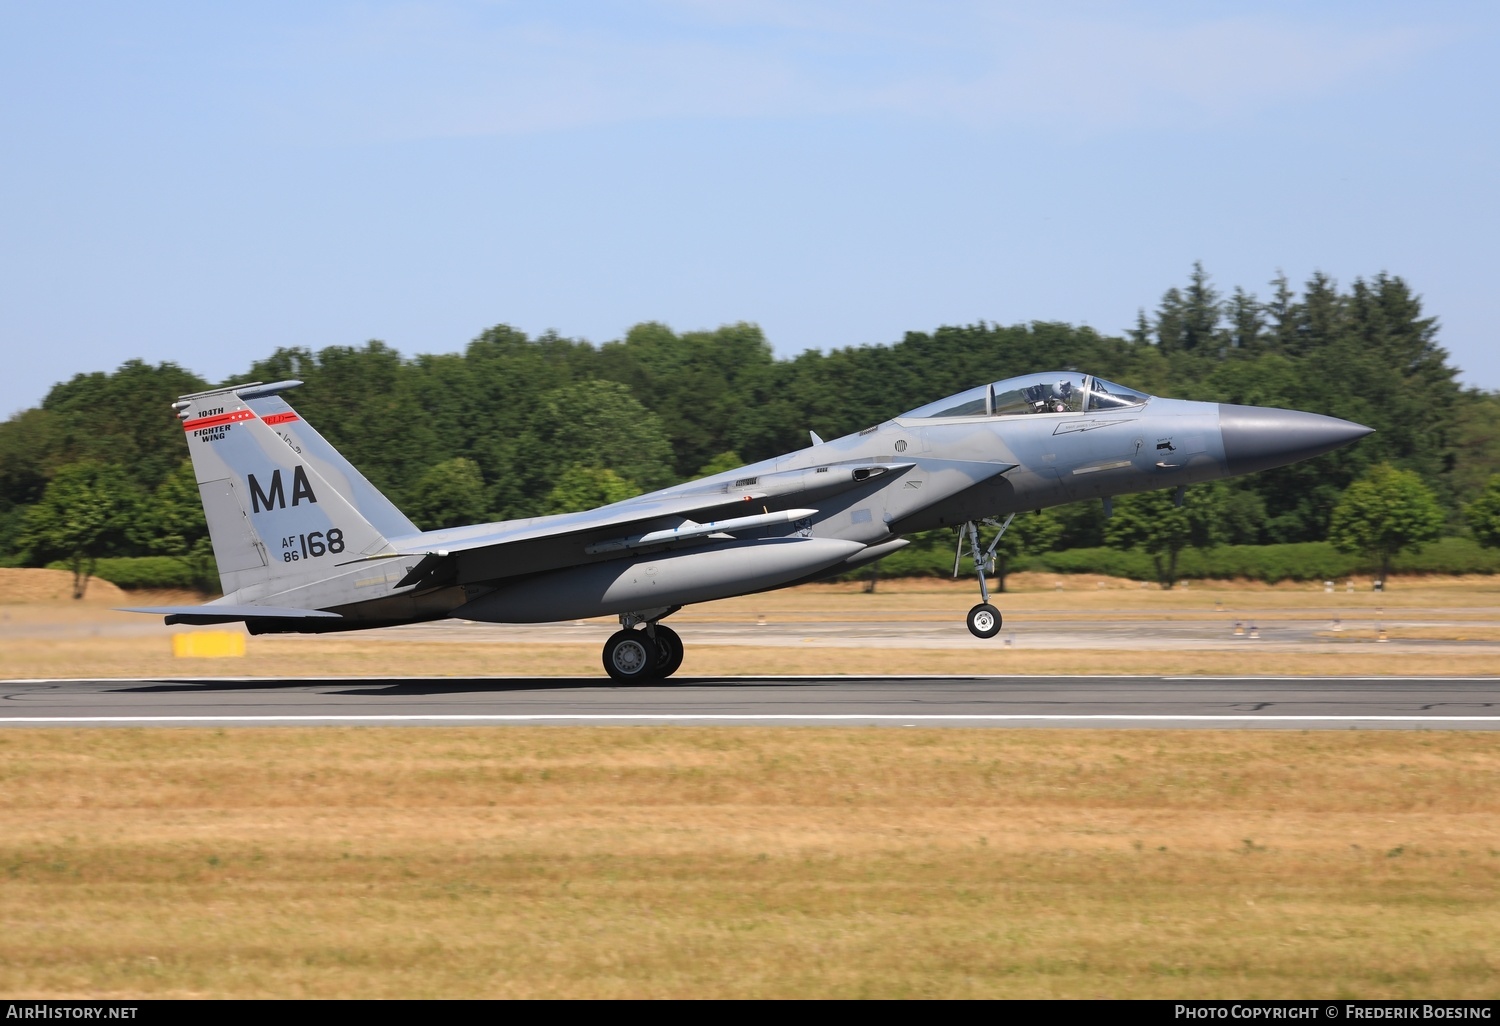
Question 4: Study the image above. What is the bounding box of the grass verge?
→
[1,728,1496,998]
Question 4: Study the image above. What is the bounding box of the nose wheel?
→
[967,603,1002,638]
[955,514,1014,639]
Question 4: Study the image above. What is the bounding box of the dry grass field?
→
[1,728,1497,999]
[1,569,1497,998]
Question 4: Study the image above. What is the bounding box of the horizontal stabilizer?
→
[119,604,343,626]
[394,552,447,589]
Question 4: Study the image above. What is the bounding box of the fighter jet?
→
[126,371,1371,680]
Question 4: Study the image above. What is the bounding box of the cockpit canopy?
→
[899,372,1151,420]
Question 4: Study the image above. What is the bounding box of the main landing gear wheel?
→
[602,629,657,682]
[966,603,1002,639]
[651,625,685,679]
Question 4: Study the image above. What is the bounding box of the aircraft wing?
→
[395,487,778,548]
[381,458,921,554]
[374,487,819,590]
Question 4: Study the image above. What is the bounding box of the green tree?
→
[1154,286,1187,354]
[1264,272,1297,354]
[1451,391,1500,506]
[1465,475,1500,549]
[533,381,675,497]
[130,460,205,553]
[1,361,207,559]
[19,462,140,597]
[542,466,639,515]
[128,459,216,590]
[692,451,745,479]
[0,408,61,558]
[1180,261,1222,354]
[444,325,600,516]
[597,322,778,478]
[1104,486,1224,588]
[39,359,209,492]
[1215,486,1269,545]
[1226,286,1265,352]
[1328,464,1443,584]
[406,457,489,530]
[1320,274,1457,487]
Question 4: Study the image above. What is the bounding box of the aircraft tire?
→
[651,625,685,679]
[966,603,1002,639]
[603,629,658,682]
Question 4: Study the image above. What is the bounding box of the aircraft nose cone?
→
[1218,404,1374,476]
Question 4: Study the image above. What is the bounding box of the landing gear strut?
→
[601,608,684,682]
[954,513,1014,639]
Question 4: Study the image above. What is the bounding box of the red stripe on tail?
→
[182,410,256,431]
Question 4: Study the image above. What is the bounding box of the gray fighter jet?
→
[127,371,1371,679]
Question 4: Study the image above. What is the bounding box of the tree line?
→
[4,265,1500,593]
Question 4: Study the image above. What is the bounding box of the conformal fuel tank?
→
[452,536,866,623]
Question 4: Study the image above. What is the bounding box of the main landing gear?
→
[602,608,684,682]
[955,513,1015,639]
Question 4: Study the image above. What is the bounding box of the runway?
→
[2,675,1498,728]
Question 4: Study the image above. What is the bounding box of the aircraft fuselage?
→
[130,372,1372,679]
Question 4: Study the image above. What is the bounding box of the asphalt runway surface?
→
[3,674,1498,729]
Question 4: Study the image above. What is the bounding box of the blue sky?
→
[2,1,1497,417]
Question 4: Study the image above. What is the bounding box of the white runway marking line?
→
[3,714,1500,724]
[5,675,1498,685]
[1161,676,1500,682]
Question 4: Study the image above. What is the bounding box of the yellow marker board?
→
[171,632,246,658]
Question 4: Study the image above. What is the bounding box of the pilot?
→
[1049,380,1074,412]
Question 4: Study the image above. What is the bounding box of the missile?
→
[584,507,819,554]
[713,462,914,503]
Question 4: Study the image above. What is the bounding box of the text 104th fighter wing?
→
[125,372,1372,680]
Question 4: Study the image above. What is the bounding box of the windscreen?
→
[900,372,1150,419]
[1086,378,1150,411]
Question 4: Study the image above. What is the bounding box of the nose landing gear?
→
[955,513,1014,639]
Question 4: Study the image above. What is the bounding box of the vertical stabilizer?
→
[175,381,397,605]
[244,393,419,538]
